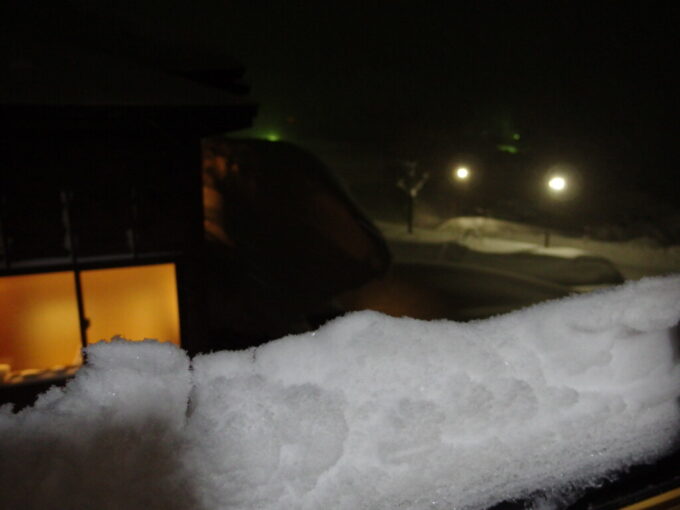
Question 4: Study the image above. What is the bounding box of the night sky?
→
[170,4,675,164]
[5,1,679,214]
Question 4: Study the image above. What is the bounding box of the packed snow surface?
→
[380,217,680,280]
[1,275,679,510]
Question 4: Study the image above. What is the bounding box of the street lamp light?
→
[544,174,569,247]
[548,175,566,192]
[449,165,472,218]
[454,166,470,181]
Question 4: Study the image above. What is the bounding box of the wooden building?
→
[0,26,389,404]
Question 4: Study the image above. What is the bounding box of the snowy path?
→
[379,217,680,281]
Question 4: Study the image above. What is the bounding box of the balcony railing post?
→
[61,190,89,350]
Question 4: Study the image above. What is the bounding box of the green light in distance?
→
[265,133,280,142]
[497,144,518,154]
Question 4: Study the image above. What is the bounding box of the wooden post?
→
[61,190,89,350]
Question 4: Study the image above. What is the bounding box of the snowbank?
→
[1,275,679,510]
[379,219,625,288]
[432,217,680,279]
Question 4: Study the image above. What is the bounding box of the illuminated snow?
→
[1,275,679,510]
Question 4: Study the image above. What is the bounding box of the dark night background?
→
[4,0,679,238]
[2,7,680,503]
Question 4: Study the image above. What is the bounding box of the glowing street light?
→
[544,174,569,247]
[548,175,567,192]
[454,166,470,181]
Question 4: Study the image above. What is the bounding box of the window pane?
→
[81,264,180,346]
[0,272,82,380]
[72,185,133,257]
[4,191,69,265]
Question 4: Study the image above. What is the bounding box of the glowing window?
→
[0,272,82,377]
[81,264,180,345]
[0,263,180,385]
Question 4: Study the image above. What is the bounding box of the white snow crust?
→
[1,275,679,510]
[380,217,680,279]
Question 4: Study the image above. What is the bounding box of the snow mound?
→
[0,341,195,510]
[2,275,679,510]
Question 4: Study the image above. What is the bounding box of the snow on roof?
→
[1,274,679,509]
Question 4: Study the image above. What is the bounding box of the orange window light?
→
[81,264,180,346]
[0,272,83,373]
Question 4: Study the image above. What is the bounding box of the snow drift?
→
[1,275,679,510]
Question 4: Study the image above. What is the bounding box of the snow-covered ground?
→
[380,217,680,281]
[1,275,679,510]
[339,216,678,322]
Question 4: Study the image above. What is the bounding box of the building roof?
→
[0,7,257,135]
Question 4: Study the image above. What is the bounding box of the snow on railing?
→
[1,274,679,510]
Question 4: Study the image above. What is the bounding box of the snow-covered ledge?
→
[1,275,679,510]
